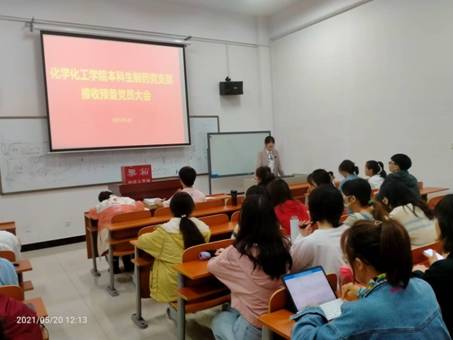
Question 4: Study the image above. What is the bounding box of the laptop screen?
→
[283,266,337,312]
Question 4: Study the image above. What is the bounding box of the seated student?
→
[231,185,268,239]
[291,185,348,276]
[338,160,359,191]
[164,166,206,206]
[0,294,42,339]
[377,153,420,199]
[0,230,21,261]
[292,219,450,340]
[307,169,334,193]
[0,258,18,286]
[414,194,453,335]
[379,179,436,247]
[267,179,309,235]
[137,192,210,302]
[208,195,292,340]
[255,166,275,188]
[89,190,144,272]
[365,160,386,190]
[341,178,387,226]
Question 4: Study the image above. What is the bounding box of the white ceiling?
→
[163,0,302,16]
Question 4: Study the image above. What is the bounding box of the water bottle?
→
[290,216,300,242]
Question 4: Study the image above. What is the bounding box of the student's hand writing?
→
[424,251,442,266]
[215,248,225,256]
[341,283,360,301]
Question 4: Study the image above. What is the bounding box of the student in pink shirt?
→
[208,194,292,340]
[164,166,206,206]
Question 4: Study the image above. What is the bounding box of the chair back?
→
[183,239,234,262]
[199,214,229,227]
[154,206,172,217]
[195,199,225,210]
[231,211,240,224]
[138,225,157,237]
[0,285,24,301]
[412,241,443,265]
[0,250,16,262]
[428,195,445,210]
[111,210,151,223]
[268,287,290,312]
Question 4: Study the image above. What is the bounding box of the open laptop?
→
[282,266,343,321]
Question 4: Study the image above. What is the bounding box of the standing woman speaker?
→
[256,136,284,177]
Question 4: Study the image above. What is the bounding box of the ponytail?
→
[170,192,206,249]
[377,161,387,179]
[342,219,412,288]
[339,160,359,176]
[179,216,205,249]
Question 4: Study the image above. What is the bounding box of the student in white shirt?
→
[0,231,21,261]
[291,185,348,276]
[365,160,386,190]
[164,166,206,206]
[379,179,436,247]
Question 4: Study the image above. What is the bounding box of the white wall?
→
[0,0,273,244]
[270,0,453,189]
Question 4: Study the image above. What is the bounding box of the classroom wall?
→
[270,0,453,189]
[0,0,273,244]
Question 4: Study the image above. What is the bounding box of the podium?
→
[109,177,181,201]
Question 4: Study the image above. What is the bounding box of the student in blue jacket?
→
[292,219,451,340]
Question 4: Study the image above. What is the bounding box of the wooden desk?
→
[259,309,293,340]
[15,259,32,274]
[84,212,101,277]
[174,260,210,281]
[0,221,16,235]
[420,187,448,200]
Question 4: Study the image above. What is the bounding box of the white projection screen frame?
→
[41,31,190,152]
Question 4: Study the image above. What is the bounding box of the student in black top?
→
[415,194,453,335]
[255,166,275,188]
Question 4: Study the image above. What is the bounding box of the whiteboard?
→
[208,131,270,177]
[0,116,219,193]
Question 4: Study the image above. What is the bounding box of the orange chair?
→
[231,211,240,224]
[428,195,445,210]
[138,225,157,237]
[199,214,232,239]
[0,250,16,262]
[0,285,24,301]
[111,210,151,223]
[154,206,172,217]
[173,239,234,339]
[199,214,229,227]
[412,241,443,265]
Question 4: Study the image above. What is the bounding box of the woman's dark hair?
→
[245,185,268,197]
[178,166,197,187]
[264,136,275,145]
[308,185,344,228]
[366,160,387,179]
[267,179,293,206]
[391,154,412,171]
[170,192,205,249]
[339,160,359,176]
[379,179,433,219]
[342,178,372,206]
[255,166,275,186]
[98,191,113,202]
[236,195,292,280]
[434,194,453,253]
[341,219,412,288]
[307,169,333,187]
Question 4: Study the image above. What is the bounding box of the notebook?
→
[282,266,343,321]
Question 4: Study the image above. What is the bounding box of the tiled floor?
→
[24,243,216,340]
